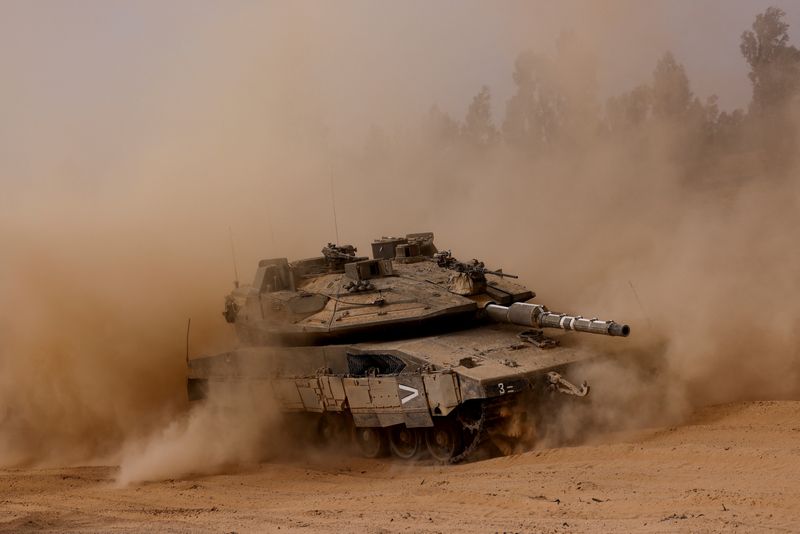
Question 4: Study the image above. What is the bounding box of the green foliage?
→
[740,6,800,113]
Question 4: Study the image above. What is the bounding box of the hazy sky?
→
[2,0,800,196]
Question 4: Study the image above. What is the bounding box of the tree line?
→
[397,6,800,181]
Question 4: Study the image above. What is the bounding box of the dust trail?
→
[117,380,280,485]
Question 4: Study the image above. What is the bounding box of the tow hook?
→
[546,372,589,397]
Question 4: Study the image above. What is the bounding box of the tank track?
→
[448,395,522,464]
[311,394,533,463]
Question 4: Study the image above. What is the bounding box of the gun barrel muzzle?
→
[485,302,630,337]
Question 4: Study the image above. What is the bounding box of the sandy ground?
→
[1,400,799,533]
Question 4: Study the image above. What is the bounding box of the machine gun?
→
[321,243,367,269]
[433,250,519,280]
[322,243,358,261]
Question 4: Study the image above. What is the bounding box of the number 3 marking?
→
[498,383,505,395]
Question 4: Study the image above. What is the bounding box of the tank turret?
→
[189,232,633,463]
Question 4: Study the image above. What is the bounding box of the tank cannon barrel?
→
[485,302,630,337]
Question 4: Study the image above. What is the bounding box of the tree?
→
[740,7,800,170]
[462,86,497,148]
[714,108,746,150]
[606,84,651,132]
[651,52,693,119]
[741,7,800,114]
[501,51,561,150]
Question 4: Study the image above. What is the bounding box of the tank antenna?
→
[266,205,276,250]
[330,165,340,245]
[228,226,240,289]
[628,280,653,329]
[185,317,191,364]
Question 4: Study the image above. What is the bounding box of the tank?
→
[188,232,630,462]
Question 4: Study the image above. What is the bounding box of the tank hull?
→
[188,323,597,461]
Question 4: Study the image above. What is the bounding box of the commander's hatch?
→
[344,258,393,289]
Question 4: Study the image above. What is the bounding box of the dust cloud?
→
[2,1,800,474]
[116,380,281,485]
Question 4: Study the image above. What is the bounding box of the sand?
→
[2,400,798,533]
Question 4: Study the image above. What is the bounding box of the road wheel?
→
[425,419,464,462]
[353,426,388,458]
[388,426,424,460]
[317,413,349,445]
